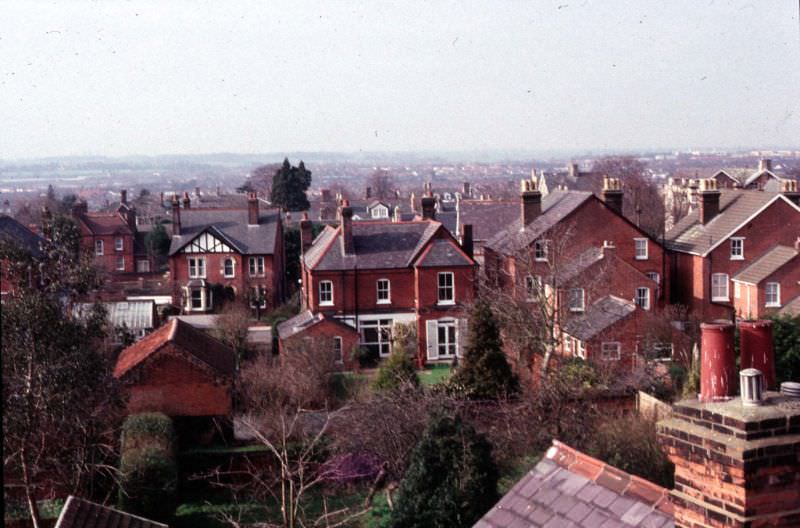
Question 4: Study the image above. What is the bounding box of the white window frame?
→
[634,238,648,260]
[426,318,466,360]
[333,336,343,363]
[361,318,393,357]
[568,288,585,312]
[186,286,210,312]
[635,287,650,310]
[534,239,550,262]
[730,237,744,260]
[188,257,206,279]
[577,340,586,359]
[223,257,235,278]
[319,280,334,306]
[248,256,265,277]
[711,273,729,302]
[136,259,151,273]
[601,341,621,360]
[645,271,660,285]
[436,319,457,358]
[524,275,541,301]
[115,256,125,271]
[437,272,455,305]
[564,333,573,354]
[95,239,104,256]
[115,237,124,252]
[734,281,741,299]
[376,278,391,304]
[765,282,781,307]
[250,286,267,309]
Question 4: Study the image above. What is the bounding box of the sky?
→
[1,0,799,159]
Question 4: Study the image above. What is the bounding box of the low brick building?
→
[277,309,361,371]
[731,244,800,319]
[113,318,235,417]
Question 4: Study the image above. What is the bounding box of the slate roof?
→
[114,318,235,378]
[732,245,799,285]
[486,191,594,255]
[0,214,43,257]
[475,440,674,528]
[75,300,156,331]
[304,220,467,271]
[78,212,134,236]
[168,207,281,256]
[456,200,520,242]
[562,295,637,341]
[415,237,474,268]
[664,191,792,255]
[55,495,168,528]
[779,295,800,316]
[277,309,358,340]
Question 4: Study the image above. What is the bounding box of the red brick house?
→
[168,192,285,313]
[277,310,361,371]
[113,318,235,417]
[731,244,800,319]
[665,180,800,320]
[300,199,476,366]
[0,214,44,300]
[72,200,136,274]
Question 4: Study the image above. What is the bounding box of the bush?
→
[770,314,800,384]
[118,413,177,521]
[372,349,419,391]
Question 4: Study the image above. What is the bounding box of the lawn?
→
[418,363,452,386]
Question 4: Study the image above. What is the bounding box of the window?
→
[645,272,660,285]
[188,257,206,278]
[250,286,267,308]
[635,287,650,310]
[361,319,392,357]
[730,238,744,260]
[568,288,584,312]
[333,336,343,363]
[524,275,541,300]
[189,288,206,310]
[437,319,457,358]
[319,280,333,305]
[564,333,572,354]
[635,238,648,260]
[601,342,621,360]
[734,281,741,299]
[95,240,104,256]
[370,205,388,219]
[249,256,265,276]
[116,256,125,271]
[223,258,235,278]
[115,237,124,252]
[711,273,729,301]
[577,340,586,359]
[376,279,391,304]
[765,282,780,307]
[437,272,454,304]
[136,259,151,273]
[534,239,550,261]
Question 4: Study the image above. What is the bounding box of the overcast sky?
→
[1,1,799,159]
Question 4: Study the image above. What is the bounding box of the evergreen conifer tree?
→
[270,158,311,211]
[390,412,498,528]
[451,299,518,399]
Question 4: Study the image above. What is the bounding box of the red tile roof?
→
[114,318,235,378]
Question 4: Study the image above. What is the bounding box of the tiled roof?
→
[475,440,673,528]
[732,245,798,285]
[664,191,792,255]
[415,237,474,268]
[486,191,594,255]
[114,318,235,378]
[562,295,637,341]
[168,207,281,256]
[0,214,43,257]
[456,200,520,242]
[304,220,460,271]
[79,213,133,236]
[75,300,156,331]
[55,495,168,528]
[277,309,358,340]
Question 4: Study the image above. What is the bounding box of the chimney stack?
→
[461,223,474,260]
[321,189,331,203]
[340,200,354,255]
[365,186,372,199]
[738,320,776,390]
[392,205,401,223]
[159,191,164,206]
[780,179,800,206]
[299,212,313,254]
[71,200,88,218]
[195,186,201,198]
[171,194,181,235]
[520,178,542,227]
[462,181,471,198]
[568,162,579,179]
[120,189,128,205]
[248,192,259,225]
[421,192,436,221]
[758,158,772,173]
[699,322,736,401]
[409,192,417,214]
[182,192,191,209]
[698,178,721,225]
[601,176,623,216]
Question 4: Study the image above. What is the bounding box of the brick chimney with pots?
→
[739,320,776,390]
[520,178,542,228]
[182,192,191,209]
[601,176,623,215]
[120,189,128,205]
[171,194,181,235]
[365,186,372,199]
[421,192,436,221]
[780,179,800,206]
[758,158,772,173]
[460,223,474,260]
[299,212,313,254]
[340,200,354,255]
[248,192,259,225]
[462,181,471,198]
[698,178,721,225]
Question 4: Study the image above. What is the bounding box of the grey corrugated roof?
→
[55,495,168,528]
[305,220,454,271]
[664,191,787,255]
[732,245,798,285]
[562,295,637,341]
[76,300,155,330]
[475,441,673,528]
[0,214,43,257]
[486,191,594,255]
[168,207,281,256]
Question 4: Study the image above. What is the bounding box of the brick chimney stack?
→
[392,206,401,223]
[520,178,542,227]
[601,176,623,215]
[780,179,800,206]
[568,162,580,179]
[247,192,259,225]
[758,158,772,173]
[460,223,474,260]
[299,212,313,254]
[409,192,417,214]
[340,200,354,255]
[120,189,128,205]
[171,194,181,235]
[698,178,721,225]
[182,192,191,209]
[71,200,88,218]
[365,186,372,199]
[421,191,436,221]
[462,181,471,198]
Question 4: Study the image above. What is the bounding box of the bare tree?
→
[367,169,395,200]
[214,301,253,362]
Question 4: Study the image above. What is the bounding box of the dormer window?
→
[730,238,744,260]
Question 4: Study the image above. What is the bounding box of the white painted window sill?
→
[730,256,744,261]
[377,300,391,305]
[765,303,781,308]
[319,301,334,307]
[711,297,729,302]
[437,300,456,306]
